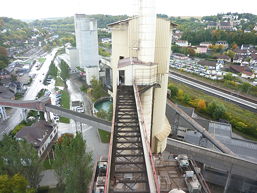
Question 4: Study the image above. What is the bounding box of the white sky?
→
[1,0,257,20]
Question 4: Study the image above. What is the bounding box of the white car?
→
[76,107,85,113]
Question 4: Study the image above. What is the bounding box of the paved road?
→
[169,74,257,111]
[0,48,59,138]
[52,62,108,161]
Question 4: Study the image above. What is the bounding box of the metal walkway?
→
[108,86,150,193]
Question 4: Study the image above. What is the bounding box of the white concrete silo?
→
[74,14,99,84]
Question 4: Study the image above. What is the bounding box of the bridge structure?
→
[0,96,111,133]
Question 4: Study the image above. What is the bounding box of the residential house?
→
[200,42,212,47]
[172,53,188,60]
[234,49,248,57]
[241,44,254,50]
[198,60,217,70]
[207,22,217,29]
[172,30,183,43]
[101,38,111,43]
[0,69,11,80]
[230,65,255,79]
[8,81,26,94]
[0,86,15,100]
[196,46,208,54]
[218,55,231,63]
[215,41,229,49]
[17,74,31,85]
[16,121,58,157]
[250,54,257,66]
[175,40,189,47]
[249,48,257,54]
[218,21,233,31]
[241,58,250,66]
[233,55,243,64]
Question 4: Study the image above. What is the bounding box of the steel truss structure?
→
[109,86,149,193]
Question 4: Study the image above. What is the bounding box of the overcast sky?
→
[1,0,257,20]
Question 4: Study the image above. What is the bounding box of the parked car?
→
[76,107,85,113]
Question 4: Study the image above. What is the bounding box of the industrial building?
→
[74,14,99,85]
[107,15,176,153]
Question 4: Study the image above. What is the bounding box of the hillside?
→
[30,14,128,32]
[0,17,33,46]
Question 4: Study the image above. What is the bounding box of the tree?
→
[231,43,238,50]
[0,46,9,70]
[60,60,70,81]
[177,89,184,100]
[207,101,226,120]
[187,48,195,57]
[48,61,58,78]
[0,135,43,188]
[0,174,35,193]
[168,84,178,98]
[52,133,93,193]
[197,99,206,111]
[223,72,235,81]
[225,50,235,60]
[0,46,8,57]
[90,78,107,101]
[96,110,109,121]
[183,94,191,104]
[240,82,251,93]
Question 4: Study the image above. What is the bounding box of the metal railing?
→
[133,84,160,193]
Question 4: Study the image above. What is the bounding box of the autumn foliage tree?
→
[197,99,206,111]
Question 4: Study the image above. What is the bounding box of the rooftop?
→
[118,57,157,68]
[198,60,217,67]
[0,86,15,100]
[16,121,55,149]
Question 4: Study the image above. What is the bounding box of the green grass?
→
[60,89,70,123]
[170,80,257,141]
[98,129,110,143]
[55,77,65,87]
[38,57,46,64]
[48,189,59,193]
[43,159,53,170]
[10,123,27,137]
[15,93,23,100]
[37,89,46,98]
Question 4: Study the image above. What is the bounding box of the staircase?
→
[109,85,150,193]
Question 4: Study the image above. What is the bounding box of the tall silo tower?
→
[74,14,99,85]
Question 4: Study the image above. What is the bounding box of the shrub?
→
[168,84,178,98]
[207,101,226,120]
[183,94,191,104]
[197,99,206,111]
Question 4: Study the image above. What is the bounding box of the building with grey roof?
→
[16,120,57,157]
[0,86,15,100]
[166,104,257,163]
[184,123,257,163]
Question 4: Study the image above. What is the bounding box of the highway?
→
[169,74,257,111]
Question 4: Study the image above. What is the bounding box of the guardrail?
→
[133,84,160,193]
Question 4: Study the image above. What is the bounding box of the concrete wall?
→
[38,126,57,157]
[86,66,99,85]
[151,18,172,152]
[69,48,79,70]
